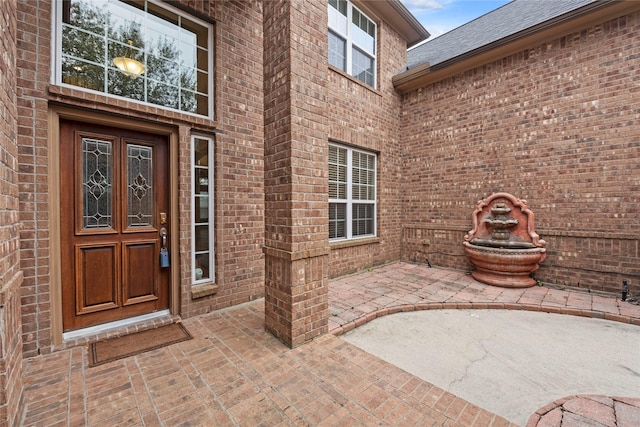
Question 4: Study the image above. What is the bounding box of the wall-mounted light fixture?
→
[113,40,145,78]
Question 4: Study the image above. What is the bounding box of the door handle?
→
[160,227,168,248]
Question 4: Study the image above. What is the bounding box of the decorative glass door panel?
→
[60,120,170,331]
[126,144,154,229]
[81,138,114,230]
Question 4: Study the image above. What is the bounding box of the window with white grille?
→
[56,0,213,117]
[192,136,214,283]
[328,0,376,87]
[329,143,376,241]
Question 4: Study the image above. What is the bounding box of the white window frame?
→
[328,0,377,87]
[52,0,215,119]
[191,136,215,284]
[329,142,377,241]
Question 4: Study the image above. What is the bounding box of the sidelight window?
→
[192,136,214,283]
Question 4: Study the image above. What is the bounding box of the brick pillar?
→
[263,0,329,347]
[0,0,24,425]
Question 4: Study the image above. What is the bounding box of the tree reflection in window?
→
[61,0,208,116]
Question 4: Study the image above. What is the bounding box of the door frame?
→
[49,106,180,345]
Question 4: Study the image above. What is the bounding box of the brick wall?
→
[16,0,265,356]
[179,0,265,318]
[0,0,24,424]
[16,0,52,359]
[400,11,640,294]
[263,0,329,347]
[326,15,408,278]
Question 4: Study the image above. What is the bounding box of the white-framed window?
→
[328,0,376,87]
[192,136,214,284]
[54,0,213,117]
[329,143,376,241]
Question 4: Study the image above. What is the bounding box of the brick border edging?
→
[525,395,580,427]
[525,394,640,426]
[329,302,640,336]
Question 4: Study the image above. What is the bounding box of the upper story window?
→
[56,0,213,117]
[328,0,376,87]
[329,143,377,241]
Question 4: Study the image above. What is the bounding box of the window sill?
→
[48,84,218,130]
[191,283,218,299]
[328,66,382,97]
[330,236,380,250]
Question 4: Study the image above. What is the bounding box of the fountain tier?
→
[463,193,546,288]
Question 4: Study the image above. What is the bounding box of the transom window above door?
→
[55,0,213,117]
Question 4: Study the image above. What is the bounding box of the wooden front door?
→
[60,120,170,332]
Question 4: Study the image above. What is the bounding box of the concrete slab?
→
[342,309,640,426]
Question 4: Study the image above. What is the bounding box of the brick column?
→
[0,0,24,425]
[263,0,329,347]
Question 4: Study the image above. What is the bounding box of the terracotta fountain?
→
[463,193,546,288]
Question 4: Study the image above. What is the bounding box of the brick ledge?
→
[191,284,218,299]
[330,302,639,336]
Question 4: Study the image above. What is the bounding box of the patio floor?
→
[19,262,640,426]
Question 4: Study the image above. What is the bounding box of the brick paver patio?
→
[19,262,640,426]
[328,262,639,335]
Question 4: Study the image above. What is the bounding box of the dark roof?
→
[406,0,599,70]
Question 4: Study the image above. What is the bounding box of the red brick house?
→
[1,0,638,424]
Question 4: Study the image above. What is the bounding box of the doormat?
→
[88,323,192,367]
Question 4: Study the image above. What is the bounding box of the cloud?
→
[401,0,447,12]
[404,0,512,38]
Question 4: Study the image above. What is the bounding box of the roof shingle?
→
[406,0,599,70]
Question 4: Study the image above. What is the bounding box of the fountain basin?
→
[463,242,546,288]
[464,193,546,288]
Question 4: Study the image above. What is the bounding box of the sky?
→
[401,0,512,40]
